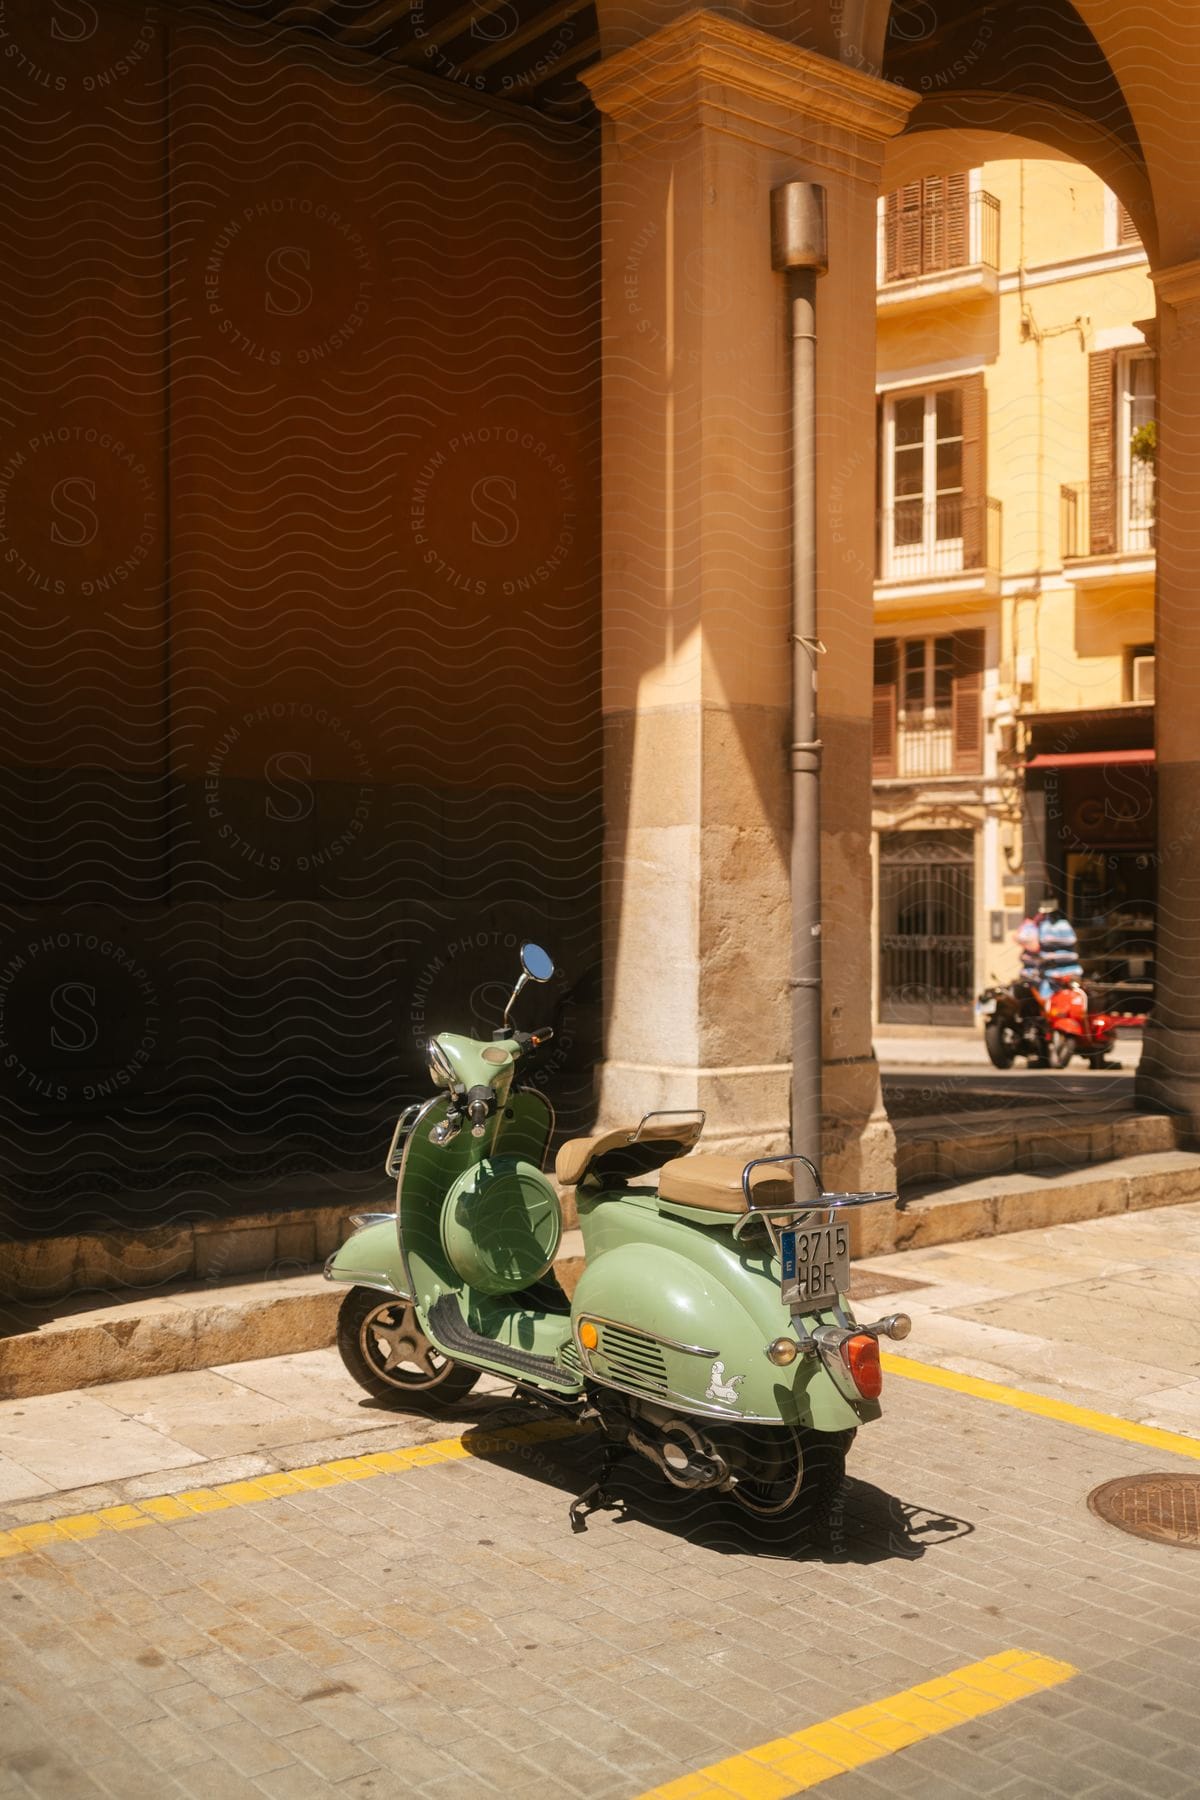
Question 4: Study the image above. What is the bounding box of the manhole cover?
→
[1087,1474,1200,1548]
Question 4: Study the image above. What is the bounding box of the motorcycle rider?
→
[1016,895,1083,998]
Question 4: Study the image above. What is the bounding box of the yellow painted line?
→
[0,1416,580,1561]
[882,1351,1200,1462]
[634,1649,1077,1800]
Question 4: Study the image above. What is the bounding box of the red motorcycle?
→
[977,976,1122,1070]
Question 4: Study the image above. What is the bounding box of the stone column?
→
[582,12,915,1184]
[1136,258,1200,1137]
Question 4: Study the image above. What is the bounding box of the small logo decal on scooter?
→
[705,1360,745,1404]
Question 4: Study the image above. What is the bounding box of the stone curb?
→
[852,1149,1200,1258]
[894,1109,1173,1189]
[0,1232,589,1402]
[6,1154,1200,1402]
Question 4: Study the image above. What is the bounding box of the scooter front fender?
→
[324,1219,412,1300]
[571,1242,868,1434]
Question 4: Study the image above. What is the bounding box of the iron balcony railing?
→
[876,495,1002,582]
[879,190,1000,286]
[1061,473,1156,559]
[895,711,956,779]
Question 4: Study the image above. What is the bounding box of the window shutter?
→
[873,639,898,778]
[946,172,969,267]
[884,184,922,281]
[922,176,948,272]
[1117,202,1140,246]
[959,373,986,568]
[951,631,984,773]
[1088,349,1118,555]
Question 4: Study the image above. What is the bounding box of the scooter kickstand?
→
[569,1442,628,1533]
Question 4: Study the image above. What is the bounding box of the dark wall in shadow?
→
[0,2,601,1233]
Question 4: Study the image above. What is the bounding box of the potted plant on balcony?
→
[1130,419,1156,548]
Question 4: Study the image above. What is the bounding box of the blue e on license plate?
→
[779,1223,850,1309]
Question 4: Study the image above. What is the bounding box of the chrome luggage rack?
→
[731,1152,897,1253]
[628,1108,706,1148]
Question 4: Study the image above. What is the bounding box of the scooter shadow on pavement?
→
[444,1402,974,1567]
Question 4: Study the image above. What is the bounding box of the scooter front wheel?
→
[1048,1029,1075,1069]
[337,1287,481,1410]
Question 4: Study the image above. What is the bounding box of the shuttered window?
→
[883,174,970,281]
[1083,349,1156,557]
[1088,349,1118,556]
[880,375,987,576]
[873,639,898,777]
[872,630,985,779]
[951,630,985,773]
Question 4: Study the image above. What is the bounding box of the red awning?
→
[1026,748,1155,770]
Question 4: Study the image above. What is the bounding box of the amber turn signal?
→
[845,1332,882,1400]
[578,1321,599,1351]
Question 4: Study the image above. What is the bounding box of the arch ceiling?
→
[247,0,602,114]
[242,0,1199,262]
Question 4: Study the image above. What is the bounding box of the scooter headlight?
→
[426,1038,455,1088]
[766,1336,799,1366]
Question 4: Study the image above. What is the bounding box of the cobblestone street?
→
[3,1207,1200,1799]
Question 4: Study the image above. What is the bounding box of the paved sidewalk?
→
[1,1209,1200,1797]
[859,1198,1200,1438]
[875,1032,1142,1070]
[3,1202,1195,1513]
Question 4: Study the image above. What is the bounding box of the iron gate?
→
[879,830,976,1025]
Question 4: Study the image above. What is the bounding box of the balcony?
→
[1060,473,1156,582]
[895,711,957,778]
[877,190,1000,312]
[875,495,1002,600]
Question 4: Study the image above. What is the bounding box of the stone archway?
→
[582,0,1200,1166]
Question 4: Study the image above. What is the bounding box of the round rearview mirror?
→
[520,942,555,983]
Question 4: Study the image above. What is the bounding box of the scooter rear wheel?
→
[337,1287,481,1410]
[726,1426,851,1525]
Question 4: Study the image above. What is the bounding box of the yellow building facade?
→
[871,155,1157,1027]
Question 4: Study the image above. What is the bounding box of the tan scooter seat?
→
[555,1118,700,1188]
[556,1128,639,1187]
[657,1155,795,1214]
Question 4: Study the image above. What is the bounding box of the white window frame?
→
[881,387,965,580]
[1118,349,1155,553]
[896,633,955,778]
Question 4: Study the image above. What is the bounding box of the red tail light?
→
[845,1333,882,1399]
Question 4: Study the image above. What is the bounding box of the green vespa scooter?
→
[326,942,912,1518]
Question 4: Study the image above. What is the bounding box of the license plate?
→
[779,1223,850,1310]
[977,997,996,1017]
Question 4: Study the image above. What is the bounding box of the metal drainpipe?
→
[771,182,828,1164]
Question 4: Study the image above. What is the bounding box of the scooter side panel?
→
[572,1205,868,1434]
[391,1089,574,1383]
[324,1221,411,1298]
